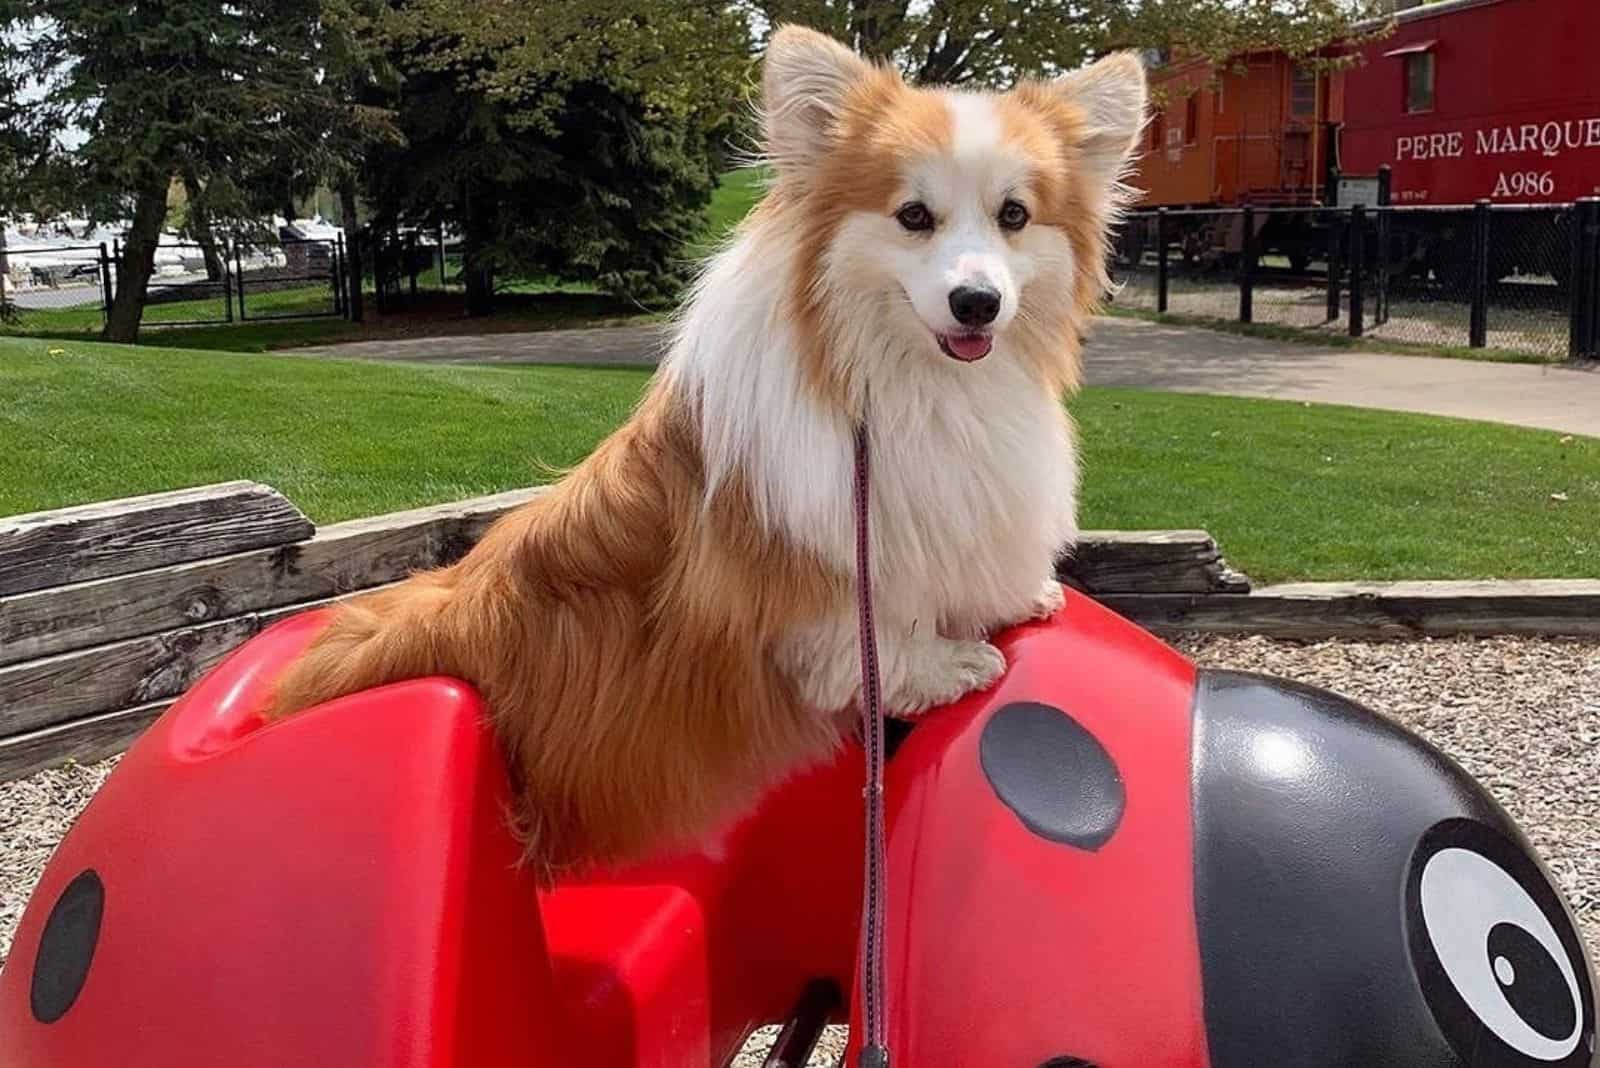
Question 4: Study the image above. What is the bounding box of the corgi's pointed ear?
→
[762,25,874,174]
[1054,51,1149,189]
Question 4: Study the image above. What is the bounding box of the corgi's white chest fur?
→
[666,223,1076,638]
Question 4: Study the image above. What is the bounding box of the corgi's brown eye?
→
[999,200,1030,231]
[896,202,934,232]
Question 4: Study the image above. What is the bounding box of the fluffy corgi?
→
[267,27,1147,877]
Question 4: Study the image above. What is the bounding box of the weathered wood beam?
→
[1,487,541,666]
[1061,530,1249,594]
[0,593,371,738]
[0,701,170,783]
[0,482,313,596]
[4,512,1234,666]
[1101,580,1600,638]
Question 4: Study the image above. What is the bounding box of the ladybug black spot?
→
[979,702,1124,851]
[30,869,104,1024]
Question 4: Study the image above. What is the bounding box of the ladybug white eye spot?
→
[1419,847,1583,1061]
[1496,957,1517,987]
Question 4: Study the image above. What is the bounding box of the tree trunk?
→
[103,179,170,343]
[463,249,494,317]
[851,0,911,62]
[462,184,495,318]
[181,171,225,283]
[338,180,360,233]
[338,179,363,320]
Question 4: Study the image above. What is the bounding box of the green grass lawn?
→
[5,335,1596,582]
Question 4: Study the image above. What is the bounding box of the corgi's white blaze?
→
[946,92,1002,158]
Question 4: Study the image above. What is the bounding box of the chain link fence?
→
[1109,200,1600,362]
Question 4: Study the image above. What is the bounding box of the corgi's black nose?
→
[949,285,1000,327]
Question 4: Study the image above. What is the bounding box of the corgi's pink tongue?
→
[941,332,992,362]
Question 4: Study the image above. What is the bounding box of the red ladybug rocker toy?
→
[1,588,1594,1067]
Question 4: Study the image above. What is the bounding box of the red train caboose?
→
[1129,46,1346,271]
[1128,0,1600,285]
[1136,51,1342,213]
[1340,0,1600,206]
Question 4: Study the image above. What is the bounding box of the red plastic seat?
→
[0,610,864,1068]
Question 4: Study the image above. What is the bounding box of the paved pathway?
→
[1082,317,1600,437]
[284,316,1600,437]
[286,323,669,366]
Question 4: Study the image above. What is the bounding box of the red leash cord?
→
[853,419,890,1068]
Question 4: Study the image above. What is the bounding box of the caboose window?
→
[1185,95,1199,144]
[1290,65,1316,118]
[1405,52,1435,113]
[1149,112,1164,152]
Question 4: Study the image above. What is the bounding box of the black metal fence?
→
[1,243,115,328]
[231,236,346,322]
[1109,198,1600,361]
[1,235,349,331]
[358,225,453,315]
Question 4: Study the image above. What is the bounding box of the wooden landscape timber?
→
[1103,580,1600,639]
[0,488,541,668]
[1058,530,1249,595]
[0,482,313,597]
[3,479,1598,782]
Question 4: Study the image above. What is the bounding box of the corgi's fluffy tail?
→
[266,575,459,719]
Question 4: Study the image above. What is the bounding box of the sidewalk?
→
[1084,316,1600,438]
[283,316,1600,437]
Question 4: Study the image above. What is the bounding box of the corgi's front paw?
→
[1024,578,1066,622]
[886,638,1006,719]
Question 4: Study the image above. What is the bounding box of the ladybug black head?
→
[1193,671,1596,1068]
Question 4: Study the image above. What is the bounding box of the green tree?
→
[1,1,359,340]
[364,0,749,314]
[749,0,1388,86]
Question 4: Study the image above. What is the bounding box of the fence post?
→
[1587,199,1600,359]
[1325,210,1342,322]
[331,235,346,317]
[1156,208,1169,314]
[1469,199,1492,349]
[372,230,387,315]
[1375,166,1392,326]
[407,230,419,301]
[222,241,234,323]
[1570,198,1600,360]
[437,222,447,287]
[234,243,247,320]
[347,229,365,323]
[98,242,114,324]
[1238,205,1255,324]
[1348,204,1365,337]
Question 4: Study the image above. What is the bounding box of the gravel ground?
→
[3,635,1596,1067]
